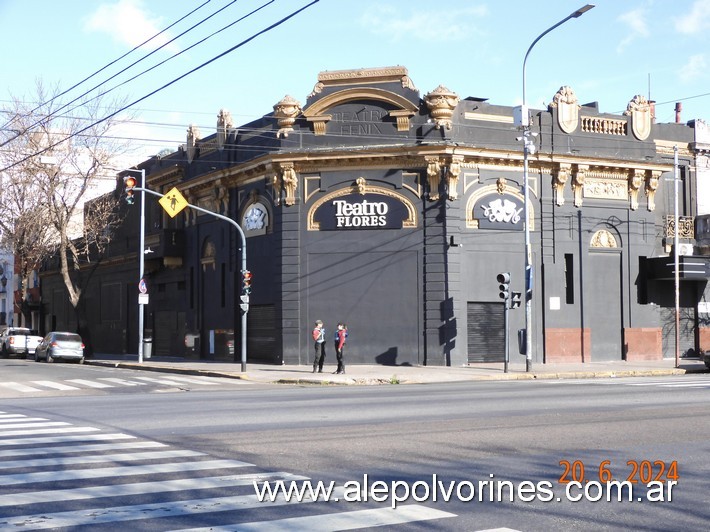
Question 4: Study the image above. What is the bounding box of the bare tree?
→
[0,81,133,354]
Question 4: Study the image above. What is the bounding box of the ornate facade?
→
[39,67,710,365]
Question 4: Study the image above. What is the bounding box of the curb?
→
[86,360,706,386]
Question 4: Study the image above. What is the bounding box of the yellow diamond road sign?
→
[159,187,188,218]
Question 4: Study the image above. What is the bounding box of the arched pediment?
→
[303,88,418,134]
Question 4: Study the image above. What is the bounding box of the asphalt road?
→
[1,360,709,530]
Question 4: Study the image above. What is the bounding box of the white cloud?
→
[83,0,174,50]
[674,0,710,34]
[616,8,650,53]
[360,5,489,42]
[678,53,707,83]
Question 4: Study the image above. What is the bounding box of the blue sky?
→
[2,0,710,163]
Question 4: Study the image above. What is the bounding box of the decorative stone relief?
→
[273,95,302,138]
[186,124,200,163]
[646,170,661,211]
[573,165,588,207]
[446,155,463,200]
[624,95,652,140]
[215,179,228,214]
[424,85,459,130]
[549,86,579,134]
[277,162,298,206]
[590,229,618,249]
[628,169,645,210]
[356,176,367,195]
[425,156,442,201]
[496,177,507,195]
[217,109,233,150]
[553,163,571,206]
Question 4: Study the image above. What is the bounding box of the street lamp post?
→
[518,4,595,372]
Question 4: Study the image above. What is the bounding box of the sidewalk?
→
[87,354,708,385]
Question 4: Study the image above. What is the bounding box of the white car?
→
[0,327,43,358]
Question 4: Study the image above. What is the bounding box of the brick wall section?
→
[700,327,710,353]
[545,328,591,363]
[623,328,663,361]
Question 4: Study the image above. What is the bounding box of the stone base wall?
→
[623,328,663,361]
[545,328,591,363]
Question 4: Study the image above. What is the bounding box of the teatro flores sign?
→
[308,180,416,231]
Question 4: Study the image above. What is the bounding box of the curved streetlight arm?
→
[522,4,595,105]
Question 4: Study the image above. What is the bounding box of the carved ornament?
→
[447,155,463,200]
[590,229,618,249]
[496,177,507,195]
[549,86,579,134]
[628,169,645,210]
[424,85,459,130]
[356,176,367,195]
[624,94,652,140]
[186,124,200,163]
[646,170,661,211]
[553,163,571,206]
[273,95,302,138]
[573,165,588,207]
[273,162,298,206]
[425,156,442,201]
[217,109,233,150]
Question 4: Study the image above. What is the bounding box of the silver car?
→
[34,332,85,364]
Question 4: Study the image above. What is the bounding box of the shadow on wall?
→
[375,347,413,366]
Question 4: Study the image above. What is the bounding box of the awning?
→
[645,255,710,281]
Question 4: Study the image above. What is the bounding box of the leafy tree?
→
[0,82,133,355]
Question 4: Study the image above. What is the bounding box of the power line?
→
[0,1,321,174]
[0,0,214,134]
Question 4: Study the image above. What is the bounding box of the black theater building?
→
[39,66,710,366]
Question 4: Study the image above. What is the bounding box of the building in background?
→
[39,67,710,364]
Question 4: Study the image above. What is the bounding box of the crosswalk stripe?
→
[176,504,458,532]
[0,491,334,530]
[0,458,254,486]
[0,414,26,419]
[66,379,114,388]
[0,426,101,438]
[0,421,70,430]
[0,440,165,458]
[97,377,148,386]
[0,472,306,508]
[0,417,47,424]
[0,449,204,470]
[0,432,132,447]
[163,375,221,385]
[30,380,80,390]
[0,382,43,392]
[133,376,198,386]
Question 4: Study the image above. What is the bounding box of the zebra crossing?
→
[0,411,456,530]
[0,374,244,394]
[548,376,710,389]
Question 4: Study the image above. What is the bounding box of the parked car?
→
[0,327,43,358]
[34,332,85,364]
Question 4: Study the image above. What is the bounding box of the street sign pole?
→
[135,185,249,372]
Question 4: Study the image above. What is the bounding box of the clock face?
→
[244,205,267,231]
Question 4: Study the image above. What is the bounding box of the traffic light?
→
[241,270,252,295]
[511,291,522,309]
[497,272,510,301]
[124,175,137,205]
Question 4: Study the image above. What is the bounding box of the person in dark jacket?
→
[312,320,326,373]
[333,323,347,374]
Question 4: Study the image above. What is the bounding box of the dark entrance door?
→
[587,252,622,361]
[467,302,505,363]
